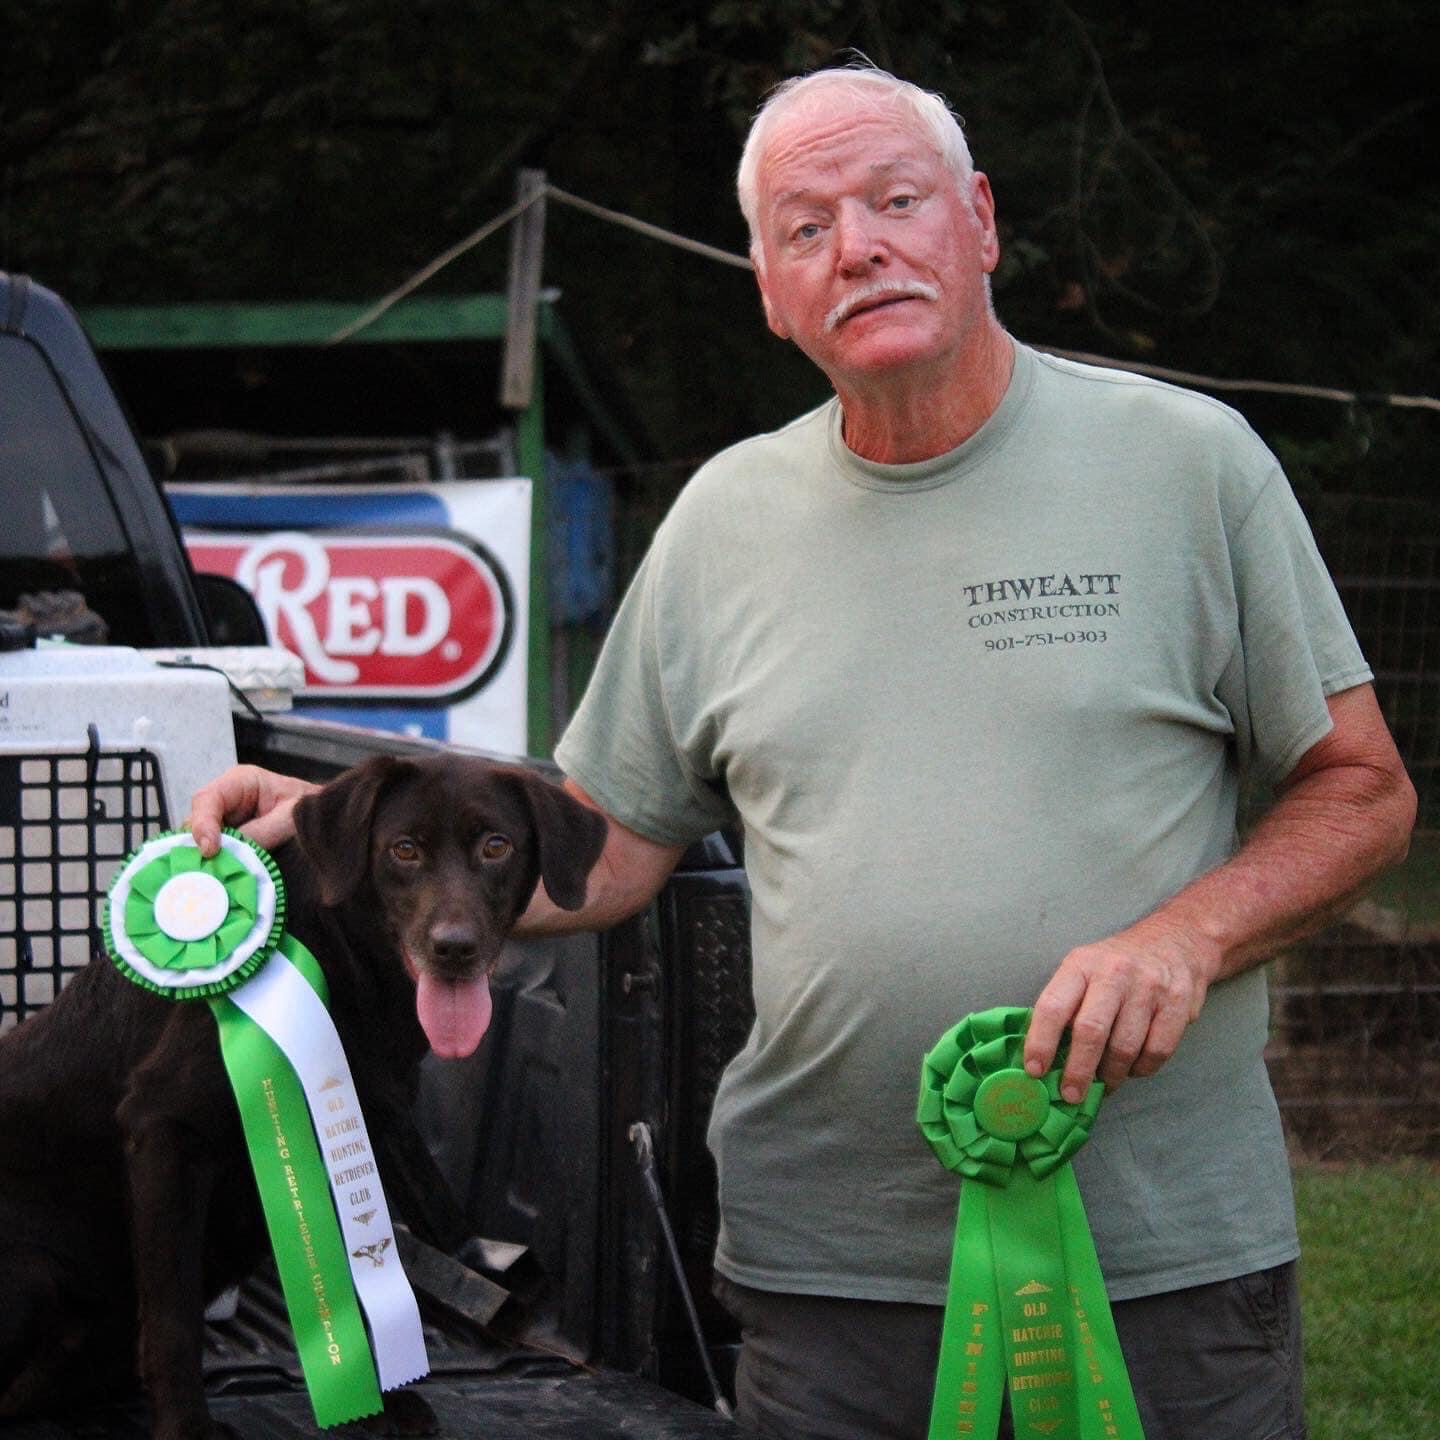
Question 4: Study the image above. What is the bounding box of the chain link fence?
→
[1268,494,1440,1156]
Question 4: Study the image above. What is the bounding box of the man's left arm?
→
[1023,682,1417,1103]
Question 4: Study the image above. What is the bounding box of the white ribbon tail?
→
[231,953,430,1390]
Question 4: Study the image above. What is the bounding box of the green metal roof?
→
[80,294,512,348]
[78,293,640,467]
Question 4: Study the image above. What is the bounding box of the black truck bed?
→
[0,1252,737,1440]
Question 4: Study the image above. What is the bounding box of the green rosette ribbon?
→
[104,829,406,1428]
[109,833,282,995]
[917,1007,1145,1440]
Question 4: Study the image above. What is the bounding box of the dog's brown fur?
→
[0,755,606,1440]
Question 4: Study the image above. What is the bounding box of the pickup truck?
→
[0,272,751,1438]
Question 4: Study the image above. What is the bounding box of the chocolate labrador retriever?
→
[0,754,607,1440]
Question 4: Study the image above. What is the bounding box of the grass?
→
[1295,1161,1440,1439]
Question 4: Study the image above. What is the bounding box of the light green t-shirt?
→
[555,342,1371,1304]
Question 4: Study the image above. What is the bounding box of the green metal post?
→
[517,362,551,756]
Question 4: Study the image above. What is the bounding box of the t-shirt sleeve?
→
[553,538,736,846]
[1220,465,1373,787]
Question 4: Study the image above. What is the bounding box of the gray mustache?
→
[825,280,941,332]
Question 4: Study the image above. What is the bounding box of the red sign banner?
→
[186,531,513,701]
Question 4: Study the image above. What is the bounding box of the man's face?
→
[751,97,1000,393]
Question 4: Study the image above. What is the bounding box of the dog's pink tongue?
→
[415,972,493,1059]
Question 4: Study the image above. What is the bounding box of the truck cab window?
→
[0,334,159,646]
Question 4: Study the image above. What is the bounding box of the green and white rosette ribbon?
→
[105,829,428,1428]
[917,1007,1145,1440]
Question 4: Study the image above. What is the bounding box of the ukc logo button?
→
[973,1069,1051,1141]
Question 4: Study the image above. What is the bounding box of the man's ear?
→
[293,755,411,906]
[970,171,1001,274]
[495,768,609,911]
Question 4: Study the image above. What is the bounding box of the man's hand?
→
[188,765,320,857]
[1022,683,1414,1102]
[1024,919,1218,1103]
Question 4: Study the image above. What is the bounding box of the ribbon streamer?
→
[917,1007,1145,1440]
[105,830,429,1427]
[227,936,428,1392]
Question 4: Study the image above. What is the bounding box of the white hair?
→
[736,64,977,257]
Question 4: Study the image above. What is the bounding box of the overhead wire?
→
[323,193,536,346]
[545,185,754,271]
[323,182,1439,414]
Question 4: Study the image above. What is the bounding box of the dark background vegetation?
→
[4,0,1436,508]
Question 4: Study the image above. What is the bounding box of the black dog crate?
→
[0,741,168,1031]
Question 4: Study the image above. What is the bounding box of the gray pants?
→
[714,1262,1306,1440]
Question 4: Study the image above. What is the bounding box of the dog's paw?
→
[344,1388,438,1437]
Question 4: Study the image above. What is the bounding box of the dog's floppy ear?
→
[498,769,608,911]
[293,755,412,906]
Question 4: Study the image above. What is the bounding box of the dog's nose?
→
[429,922,480,970]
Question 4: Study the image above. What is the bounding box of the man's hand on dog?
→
[189,765,319,857]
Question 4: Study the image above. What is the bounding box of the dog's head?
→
[292,755,608,1059]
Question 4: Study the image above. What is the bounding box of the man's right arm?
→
[188,766,682,934]
[517,780,686,936]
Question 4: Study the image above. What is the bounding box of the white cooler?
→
[0,646,238,1030]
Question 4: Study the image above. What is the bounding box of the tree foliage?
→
[3,0,1435,498]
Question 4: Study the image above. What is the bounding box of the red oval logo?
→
[186,531,514,701]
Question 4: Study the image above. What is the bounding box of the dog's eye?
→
[390,838,420,863]
[480,834,512,861]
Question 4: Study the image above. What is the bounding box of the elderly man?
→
[195,65,1414,1440]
